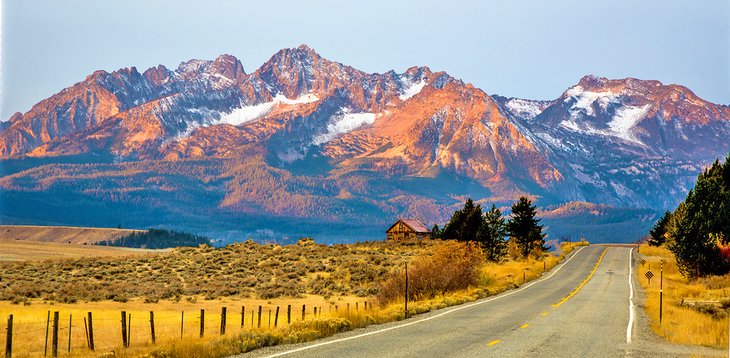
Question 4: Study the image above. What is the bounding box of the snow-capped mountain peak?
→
[1,53,729,217]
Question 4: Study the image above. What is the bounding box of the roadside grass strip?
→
[552,248,608,308]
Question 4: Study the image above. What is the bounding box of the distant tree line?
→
[432,196,547,261]
[99,229,212,249]
[648,154,730,278]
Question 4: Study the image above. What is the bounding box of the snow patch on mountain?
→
[217,93,319,126]
[535,131,566,150]
[559,118,590,133]
[559,103,651,145]
[399,79,427,101]
[312,108,377,145]
[273,93,319,105]
[607,104,651,143]
[219,101,276,126]
[175,107,222,138]
[505,98,545,119]
[565,86,619,117]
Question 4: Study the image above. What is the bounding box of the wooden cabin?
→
[386,219,431,241]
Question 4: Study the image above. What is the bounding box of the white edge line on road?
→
[264,246,590,358]
[627,248,634,344]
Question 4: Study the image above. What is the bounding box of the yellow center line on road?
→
[552,248,608,308]
[487,339,501,346]
[541,311,548,316]
[520,323,529,329]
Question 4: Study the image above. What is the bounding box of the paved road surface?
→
[242,246,724,357]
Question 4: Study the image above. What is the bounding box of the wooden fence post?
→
[220,307,226,335]
[120,311,128,348]
[405,261,409,319]
[268,309,271,328]
[356,302,359,311]
[5,314,12,358]
[302,305,306,321]
[287,305,291,324]
[275,307,280,327]
[180,311,184,339]
[149,311,156,344]
[87,312,94,351]
[257,306,262,328]
[52,311,59,358]
[241,306,245,328]
[83,317,89,350]
[44,311,50,356]
[314,307,317,317]
[67,314,72,353]
[199,309,205,337]
[127,313,131,348]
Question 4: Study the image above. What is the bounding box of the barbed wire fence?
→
[1,300,376,356]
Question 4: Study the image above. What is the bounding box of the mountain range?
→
[2,45,728,244]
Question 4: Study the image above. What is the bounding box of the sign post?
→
[645,270,654,285]
[659,260,663,324]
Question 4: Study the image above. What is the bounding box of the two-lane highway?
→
[243,246,723,357]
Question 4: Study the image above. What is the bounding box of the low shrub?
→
[376,241,484,305]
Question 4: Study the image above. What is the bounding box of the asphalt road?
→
[242,246,724,358]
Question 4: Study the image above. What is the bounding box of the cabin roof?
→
[386,218,431,233]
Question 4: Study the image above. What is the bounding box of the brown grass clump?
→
[375,241,586,306]
[376,241,484,304]
[637,244,729,348]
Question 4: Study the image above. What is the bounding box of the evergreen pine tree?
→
[476,204,508,261]
[442,208,465,241]
[507,197,547,259]
[461,199,483,242]
[648,211,671,246]
[442,198,482,242]
[668,158,730,277]
[431,224,442,239]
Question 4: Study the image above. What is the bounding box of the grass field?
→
[0,239,164,262]
[0,225,142,244]
[0,239,440,303]
[0,240,587,357]
[637,244,729,348]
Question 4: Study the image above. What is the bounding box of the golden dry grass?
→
[0,241,588,357]
[0,239,164,262]
[0,295,371,357]
[0,225,142,245]
[637,244,729,348]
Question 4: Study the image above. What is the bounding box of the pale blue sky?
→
[2,0,729,120]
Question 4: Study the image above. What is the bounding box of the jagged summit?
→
[2,47,730,243]
[1,48,728,215]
